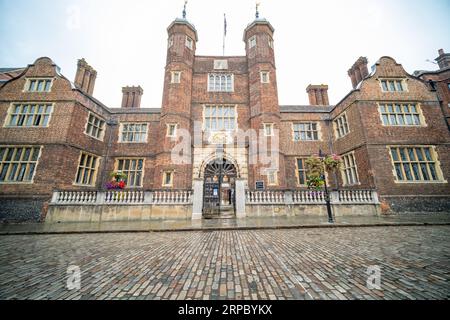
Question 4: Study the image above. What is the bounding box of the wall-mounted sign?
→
[255,181,265,190]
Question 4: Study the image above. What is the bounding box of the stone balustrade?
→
[246,191,285,204]
[246,189,379,205]
[51,190,192,205]
[152,190,192,205]
[293,190,326,204]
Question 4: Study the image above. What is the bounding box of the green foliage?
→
[305,154,342,191]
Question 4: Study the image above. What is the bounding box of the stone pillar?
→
[192,179,204,220]
[235,179,246,218]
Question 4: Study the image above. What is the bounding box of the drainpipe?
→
[99,119,118,189]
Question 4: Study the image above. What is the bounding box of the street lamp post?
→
[319,149,334,223]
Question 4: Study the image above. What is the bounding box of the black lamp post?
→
[319,149,334,223]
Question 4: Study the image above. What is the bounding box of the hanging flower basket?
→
[106,171,127,190]
[305,154,342,191]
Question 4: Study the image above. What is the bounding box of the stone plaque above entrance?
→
[214,59,228,70]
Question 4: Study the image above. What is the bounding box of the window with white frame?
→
[268,37,274,49]
[260,71,270,83]
[379,103,422,126]
[85,113,105,140]
[171,71,181,84]
[263,123,274,136]
[266,170,278,186]
[185,36,193,50]
[389,146,444,182]
[168,35,174,48]
[115,158,144,187]
[293,123,319,141]
[75,152,99,186]
[5,103,53,127]
[0,146,41,183]
[341,152,359,186]
[166,124,178,137]
[204,105,236,131]
[380,79,406,92]
[120,123,148,143]
[334,113,349,139]
[248,36,256,49]
[208,74,233,92]
[25,78,53,92]
[162,171,174,187]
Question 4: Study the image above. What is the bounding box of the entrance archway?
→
[202,158,237,218]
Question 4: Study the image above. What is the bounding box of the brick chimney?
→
[435,49,450,70]
[348,57,369,89]
[121,86,144,109]
[306,84,329,106]
[74,58,97,96]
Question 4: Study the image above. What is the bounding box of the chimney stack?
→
[306,84,329,106]
[435,49,450,70]
[74,59,97,96]
[121,86,144,109]
[348,57,369,89]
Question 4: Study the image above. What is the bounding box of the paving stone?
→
[0,226,449,300]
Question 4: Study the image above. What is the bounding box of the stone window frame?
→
[378,102,427,127]
[166,123,178,138]
[171,71,181,84]
[23,77,54,93]
[295,157,309,187]
[379,78,409,93]
[248,35,257,49]
[292,122,321,142]
[264,169,278,186]
[260,71,270,84]
[168,35,174,48]
[4,102,54,128]
[185,36,194,50]
[263,123,274,137]
[84,112,106,141]
[207,73,234,92]
[268,36,274,49]
[0,145,42,184]
[202,105,238,132]
[333,112,350,139]
[340,151,360,187]
[162,170,174,188]
[118,122,148,143]
[114,158,145,188]
[73,151,100,187]
[387,145,447,184]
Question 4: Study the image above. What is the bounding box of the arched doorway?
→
[203,158,237,219]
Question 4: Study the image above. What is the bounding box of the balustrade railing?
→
[152,190,192,204]
[293,190,326,204]
[246,191,285,204]
[51,190,192,205]
[245,189,379,205]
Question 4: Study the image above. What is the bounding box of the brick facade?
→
[0,16,449,222]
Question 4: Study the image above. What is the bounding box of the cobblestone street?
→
[0,226,449,300]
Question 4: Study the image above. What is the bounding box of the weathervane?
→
[183,0,188,19]
[255,1,260,19]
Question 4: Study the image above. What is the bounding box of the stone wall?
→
[382,196,450,213]
[246,204,380,218]
[0,198,47,222]
[46,204,192,223]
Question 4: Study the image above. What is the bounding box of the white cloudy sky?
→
[1,0,449,108]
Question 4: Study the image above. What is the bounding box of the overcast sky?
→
[1,0,449,108]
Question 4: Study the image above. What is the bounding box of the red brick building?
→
[0,13,449,222]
